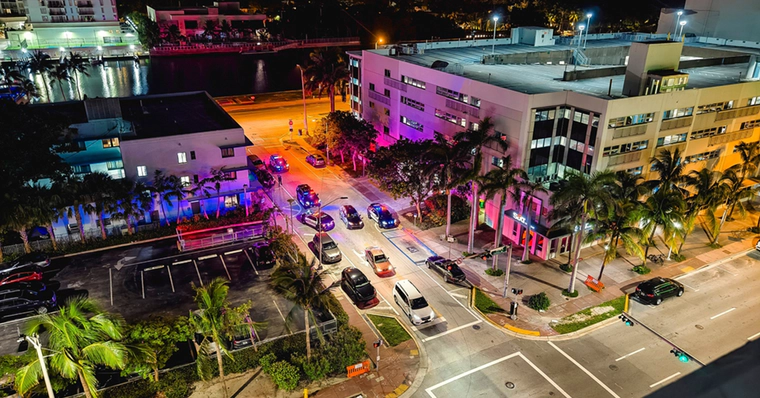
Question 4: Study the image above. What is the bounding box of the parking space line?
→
[678,281,699,292]
[615,347,645,362]
[421,320,482,343]
[192,259,204,287]
[710,307,736,320]
[449,292,468,299]
[517,352,572,398]
[224,249,243,255]
[425,352,521,397]
[747,331,760,341]
[218,256,232,280]
[548,341,621,398]
[166,265,176,292]
[243,249,259,275]
[272,300,291,335]
[198,254,218,261]
[377,291,399,316]
[173,259,192,265]
[649,372,681,388]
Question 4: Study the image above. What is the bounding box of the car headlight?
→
[412,314,421,321]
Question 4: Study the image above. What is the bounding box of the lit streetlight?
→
[584,13,592,48]
[296,64,308,135]
[317,196,348,269]
[673,10,684,39]
[18,334,55,398]
[492,16,499,54]
[678,20,687,41]
[577,25,585,49]
[375,38,383,49]
[243,184,249,217]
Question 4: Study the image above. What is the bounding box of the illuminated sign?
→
[511,212,536,230]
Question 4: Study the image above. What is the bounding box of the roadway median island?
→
[474,287,507,314]
[367,314,412,347]
[550,295,626,334]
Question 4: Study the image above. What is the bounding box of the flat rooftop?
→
[371,38,760,98]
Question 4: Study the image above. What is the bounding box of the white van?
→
[393,280,435,325]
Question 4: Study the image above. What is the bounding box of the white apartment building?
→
[656,0,760,43]
[350,30,760,261]
[147,1,265,38]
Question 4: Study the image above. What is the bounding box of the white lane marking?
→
[197,254,218,261]
[449,292,468,299]
[518,353,572,398]
[224,249,243,255]
[615,347,646,362]
[747,331,760,341]
[272,300,291,335]
[414,256,480,320]
[649,372,681,388]
[421,320,482,343]
[377,290,400,316]
[548,341,621,398]
[678,281,699,292]
[710,307,736,320]
[718,266,738,276]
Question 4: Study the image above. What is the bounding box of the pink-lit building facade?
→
[349,32,760,261]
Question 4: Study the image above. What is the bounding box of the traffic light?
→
[619,314,634,326]
[489,246,508,255]
[511,288,523,295]
[670,349,690,363]
[480,252,492,261]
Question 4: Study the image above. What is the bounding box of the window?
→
[741,119,760,129]
[369,101,375,108]
[73,165,91,174]
[435,108,466,126]
[492,156,506,168]
[369,83,375,91]
[177,152,187,164]
[383,126,389,134]
[102,137,119,148]
[106,160,123,170]
[436,86,469,104]
[193,175,199,183]
[608,112,655,128]
[696,101,734,114]
[530,138,552,149]
[180,176,190,186]
[400,116,423,132]
[471,122,480,131]
[534,109,556,121]
[224,171,237,180]
[384,69,391,77]
[401,75,426,89]
[77,141,87,150]
[749,96,760,106]
[626,166,643,176]
[401,96,424,111]
[384,108,390,116]
[221,148,235,158]
[662,107,694,120]
[137,166,147,177]
[224,195,238,208]
[685,150,721,163]
[602,140,648,157]
[691,126,727,139]
[190,151,196,160]
[384,89,390,97]
[471,97,481,108]
[656,133,688,147]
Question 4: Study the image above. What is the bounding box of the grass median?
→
[367,314,412,347]
[551,295,626,334]
[474,288,506,314]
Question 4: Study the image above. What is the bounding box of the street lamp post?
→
[577,25,585,49]
[20,334,55,398]
[501,244,513,299]
[297,64,308,135]
[673,10,684,39]
[286,198,295,233]
[324,118,329,164]
[491,16,499,54]
[667,222,682,261]
[317,196,347,269]
[243,184,248,217]
[584,13,592,48]
[678,20,687,41]
[375,38,383,49]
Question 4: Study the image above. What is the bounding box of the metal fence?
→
[2,223,162,256]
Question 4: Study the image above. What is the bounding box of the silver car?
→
[0,253,50,276]
[312,232,342,263]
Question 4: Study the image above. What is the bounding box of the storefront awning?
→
[504,209,570,239]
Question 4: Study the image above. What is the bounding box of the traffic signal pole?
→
[621,311,705,367]
[502,244,513,299]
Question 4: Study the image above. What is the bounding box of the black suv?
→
[252,242,276,269]
[0,282,57,321]
[635,277,684,305]
[341,267,376,305]
[425,256,466,283]
[255,169,275,189]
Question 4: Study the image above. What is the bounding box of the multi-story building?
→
[147,1,266,38]
[351,30,760,261]
[656,0,760,42]
[38,91,254,237]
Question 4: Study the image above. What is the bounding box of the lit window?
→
[177,152,187,164]
[224,171,237,180]
[137,166,147,177]
[224,195,239,208]
[221,148,235,158]
[106,160,123,170]
[180,176,190,186]
[102,137,120,148]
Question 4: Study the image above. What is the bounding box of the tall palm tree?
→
[515,180,548,263]
[189,278,252,398]
[549,170,615,294]
[453,117,509,253]
[425,133,473,238]
[711,169,756,244]
[5,190,38,254]
[15,297,128,398]
[22,50,52,101]
[585,202,645,281]
[151,170,172,226]
[203,19,217,39]
[82,172,116,240]
[205,168,233,219]
[1,64,39,101]
[65,52,90,100]
[47,63,72,101]
[270,254,332,360]
[478,155,527,269]
[645,148,688,196]
[110,180,152,235]
[167,24,182,43]
[163,175,189,223]
[726,141,760,218]
[633,189,686,265]
[29,184,64,251]
[191,177,213,219]
[683,168,726,250]
[56,176,88,243]
[302,47,350,112]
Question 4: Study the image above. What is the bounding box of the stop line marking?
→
[709,307,736,320]
[615,347,645,362]
[649,372,681,388]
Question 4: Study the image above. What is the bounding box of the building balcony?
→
[47,1,65,8]
[78,8,95,15]
[607,151,643,166]
[76,1,93,6]
[383,77,407,92]
[660,116,693,131]
[49,10,66,15]
[708,128,753,146]
[611,123,648,140]
[715,105,760,122]
[368,90,390,106]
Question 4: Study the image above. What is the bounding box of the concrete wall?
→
[483,45,630,66]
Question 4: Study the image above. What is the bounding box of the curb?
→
[53,234,177,260]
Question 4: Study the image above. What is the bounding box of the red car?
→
[0,271,43,286]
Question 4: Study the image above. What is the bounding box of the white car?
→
[393,279,434,326]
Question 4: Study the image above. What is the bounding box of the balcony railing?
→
[368,90,390,106]
[77,1,93,6]
[607,151,643,166]
[611,123,648,139]
[47,1,65,7]
[383,77,407,92]
[708,128,753,146]
[660,116,693,131]
[78,8,95,15]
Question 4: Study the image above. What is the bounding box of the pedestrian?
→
[277,175,282,186]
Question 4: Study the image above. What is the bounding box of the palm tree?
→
[683,168,726,250]
[711,170,756,245]
[47,63,72,101]
[191,176,213,219]
[645,148,688,196]
[151,170,172,226]
[56,176,88,243]
[478,155,527,269]
[205,168,233,219]
[22,50,52,101]
[65,52,90,100]
[549,170,616,294]
[15,297,128,398]
[453,117,509,253]
[203,19,217,39]
[514,180,548,263]
[5,191,38,254]
[586,202,645,281]
[270,254,332,360]
[633,189,686,265]
[29,184,64,251]
[167,24,181,43]
[726,141,760,218]
[163,175,189,223]
[425,133,473,238]
[1,64,39,101]
[189,278,252,398]
[110,180,152,235]
[302,47,350,112]
[82,172,116,240]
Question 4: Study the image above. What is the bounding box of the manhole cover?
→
[695,324,704,330]
[609,365,619,371]
[505,382,515,389]
[472,324,481,330]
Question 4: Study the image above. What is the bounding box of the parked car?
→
[0,282,57,321]
[393,279,434,326]
[341,267,376,304]
[306,154,326,168]
[268,154,290,173]
[296,184,321,208]
[0,271,43,287]
[312,233,342,263]
[247,154,267,171]
[302,211,335,232]
[255,169,275,189]
[367,203,398,229]
[252,242,276,269]
[0,253,50,276]
[339,205,364,229]
[635,277,684,305]
[364,247,394,276]
[425,256,466,283]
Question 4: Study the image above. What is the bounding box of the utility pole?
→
[22,334,55,398]
[502,245,513,298]
[297,65,309,135]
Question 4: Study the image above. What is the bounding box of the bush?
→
[633,264,651,275]
[485,268,504,277]
[267,361,300,391]
[291,353,331,381]
[157,367,197,398]
[223,345,261,374]
[561,289,579,298]
[474,288,505,314]
[258,352,277,373]
[321,324,366,374]
[671,253,686,262]
[559,263,573,273]
[417,193,470,230]
[527,292,551,311]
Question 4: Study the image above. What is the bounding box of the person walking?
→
[277,175,283,186]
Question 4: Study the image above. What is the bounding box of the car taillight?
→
[647,293,654,297]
